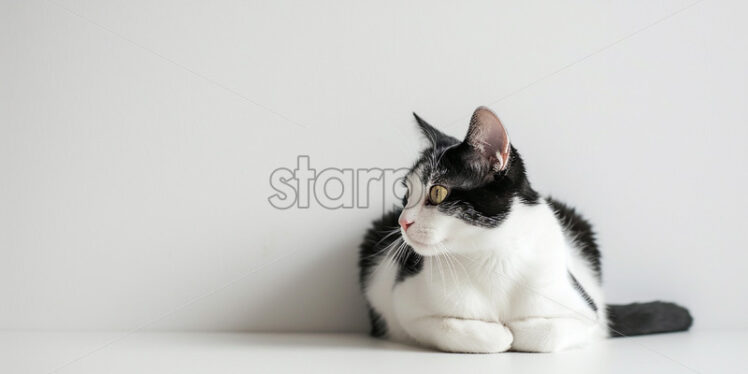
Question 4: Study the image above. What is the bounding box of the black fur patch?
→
[547,197,601,279]
[367,305,388,337]
[414,142,539,228]
[608,301,693,337]
[569,271,598,313]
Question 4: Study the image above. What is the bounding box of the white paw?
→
[433,318,513,353]
[507,318,595,353]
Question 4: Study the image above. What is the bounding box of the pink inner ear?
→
[466,106,510,170]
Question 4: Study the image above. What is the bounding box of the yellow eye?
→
[429,185,449,205]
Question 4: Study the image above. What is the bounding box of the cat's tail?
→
[607,301,693,337]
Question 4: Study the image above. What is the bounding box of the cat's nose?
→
[399,217,414,231]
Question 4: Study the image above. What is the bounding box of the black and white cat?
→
[359,106,692,353]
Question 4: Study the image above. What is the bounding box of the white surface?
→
[1,330,744,374]
[2,0,748,332]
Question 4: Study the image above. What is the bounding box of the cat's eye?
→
[428,185,449,205]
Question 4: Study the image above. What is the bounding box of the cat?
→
[358,106,692,353]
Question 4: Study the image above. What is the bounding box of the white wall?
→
[2,0,747,332]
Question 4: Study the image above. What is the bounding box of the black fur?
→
[569,271,598,313]
[433,145,539,228]
[367,306,387,337]
[547,197,602,278]
[411,113,539,228]
[608,302,693,337]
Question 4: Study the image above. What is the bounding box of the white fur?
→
[364,171,608,353]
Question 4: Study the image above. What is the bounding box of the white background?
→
[1,0,746,332]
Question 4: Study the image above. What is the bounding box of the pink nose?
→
[399,217,414,231]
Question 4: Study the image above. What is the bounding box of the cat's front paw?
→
[507,317,597,353]
[432,318,514,353]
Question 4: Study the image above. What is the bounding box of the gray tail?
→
[607,301,693,337]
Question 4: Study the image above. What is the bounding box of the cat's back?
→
[545,197,601,277]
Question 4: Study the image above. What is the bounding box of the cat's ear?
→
[463,106,511,172]
[413,112,452,148]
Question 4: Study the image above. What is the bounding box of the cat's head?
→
[399,106,538,256]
